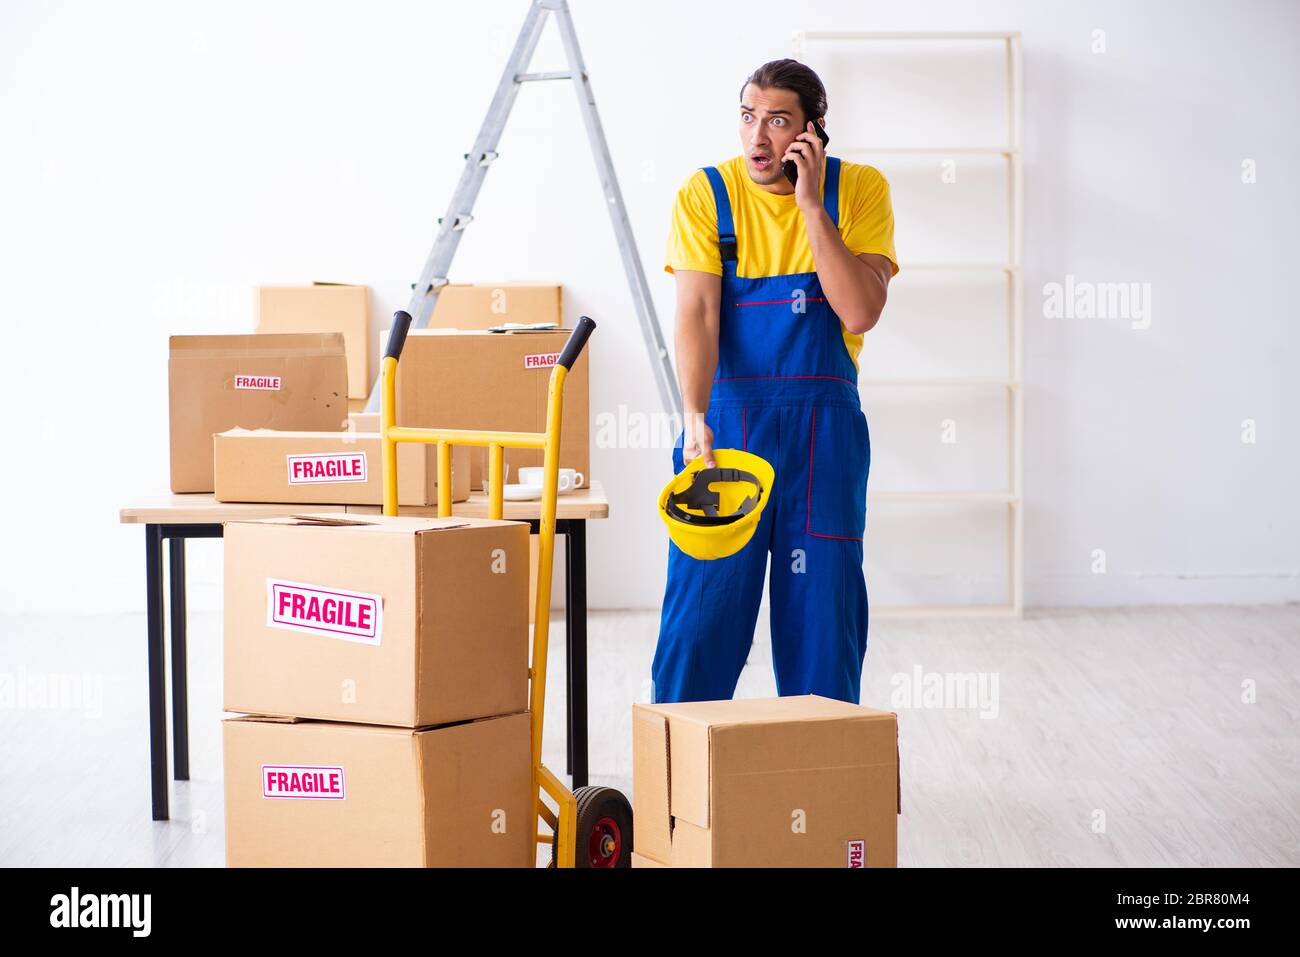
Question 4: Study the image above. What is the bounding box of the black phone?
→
[783,120,830,186]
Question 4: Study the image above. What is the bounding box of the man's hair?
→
[740,59,828,125]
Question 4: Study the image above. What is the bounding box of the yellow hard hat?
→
[658,448,775,560]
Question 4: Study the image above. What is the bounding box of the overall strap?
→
[701,166,737,262]
[822,155,842,227]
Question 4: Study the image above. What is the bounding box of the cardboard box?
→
[257,284,372,399]
[224,513,529,727]
[430,283,563,331]
[632,695,900,868]
[393,329,589,489]
[168,333,348,493]
[223,712,532,867]
[631,851,668,868]
[213,428,470,506]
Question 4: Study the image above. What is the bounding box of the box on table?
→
[392,329,589,490]
[223,712,532,867]
[223,513,528,727]
[633,695,900,868]
[213,428,470,506]
[429,283,563,331]
[169,333,348,493]
[257,284,372,399]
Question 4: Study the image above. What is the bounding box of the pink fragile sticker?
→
[261,764,346,800]
[266,578,383,645]
[234,374,282,391]
[523,352,560,370]
[286,451,368,485]
[847,839,866,868]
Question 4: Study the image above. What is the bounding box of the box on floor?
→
[224,712,532,867]
[633,694,901,867]
[169,333,348,493]
[213,428,470,506]
[223,513,529,727]
[257,284,372,399]
[390,329,589,490]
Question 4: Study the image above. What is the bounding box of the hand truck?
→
[380,310,632,868]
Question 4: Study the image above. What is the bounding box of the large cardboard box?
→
[224,513,529,727]
[213,428,470,506]
[224,712,532,867]
[430,283,563,331]
[257,284,372,399]
[168,333,348,493]
[393,329,589,489]
[632,695,901,868]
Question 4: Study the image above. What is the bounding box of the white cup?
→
[517,466,584,492]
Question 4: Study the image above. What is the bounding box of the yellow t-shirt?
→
[664,155,899,372]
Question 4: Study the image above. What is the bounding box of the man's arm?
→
[803,215,892,334]
[674,269,721,468]
[783,122,892,334]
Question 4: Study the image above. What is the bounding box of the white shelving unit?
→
[793,30,1024,617]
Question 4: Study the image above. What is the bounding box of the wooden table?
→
[120,481,610,821]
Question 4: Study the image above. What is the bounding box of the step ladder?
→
[364,0,679,416]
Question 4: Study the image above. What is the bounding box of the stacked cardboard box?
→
[632,695,901,867]
[222,513,534,867]
[168,333,349,493]
[212,427,470,506]
[257,284,372,410]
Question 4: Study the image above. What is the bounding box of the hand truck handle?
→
[557,315,596,370]
[384,310,414,361]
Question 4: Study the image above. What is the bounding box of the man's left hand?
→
[784,121,826,212]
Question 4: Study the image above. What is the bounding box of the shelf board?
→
[797,31,1020,41]
[871,603,1021,620]
[842,146,1019,157]
[868,491,1018,505]
[902,263,1020,272]
[860,376,1019,389]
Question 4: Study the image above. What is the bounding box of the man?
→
[652,58,898,705]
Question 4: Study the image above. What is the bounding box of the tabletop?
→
[119,480,610,525]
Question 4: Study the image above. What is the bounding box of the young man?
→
[652,59,898,705]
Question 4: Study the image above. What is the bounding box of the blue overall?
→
[652,156,871,704]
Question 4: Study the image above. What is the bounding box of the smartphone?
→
[783,121,831,186]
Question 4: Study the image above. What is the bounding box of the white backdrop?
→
[0,0,1296,615]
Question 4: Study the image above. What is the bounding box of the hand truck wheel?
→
[550,785,634,868]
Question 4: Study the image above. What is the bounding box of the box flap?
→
[638,694,888,729]
[631,706,672,864]
[169,332,346,358]
[224,513,471,534]
[216,427,371,441]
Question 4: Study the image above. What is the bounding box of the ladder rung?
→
[463,150,499,166]
[435,214,474,231]
[515,71,573,82]
[410,278,450,293]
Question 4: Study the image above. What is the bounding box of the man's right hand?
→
[683,412,716,468]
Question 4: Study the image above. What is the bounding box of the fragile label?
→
[234,374,282,391]
[266,578,383,645]
[847,839,866,868]
[523,352,560,370]
[261,764,346,800]
[287,451,368,485]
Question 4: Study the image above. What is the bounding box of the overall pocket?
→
[805,404,869,541]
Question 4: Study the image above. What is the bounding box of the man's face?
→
[739,83,807,188]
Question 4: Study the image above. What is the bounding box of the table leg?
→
[564,521,588,789]
[145,524,168,821]
[169,537,189,782]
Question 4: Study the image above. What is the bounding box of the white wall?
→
[0,0,1296,615]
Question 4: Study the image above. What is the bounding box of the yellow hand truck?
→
[380,310,632,868]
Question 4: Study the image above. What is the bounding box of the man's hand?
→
[783,121,826,212]
[682,411,716,469]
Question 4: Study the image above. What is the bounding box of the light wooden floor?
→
[1,604,1295,866]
